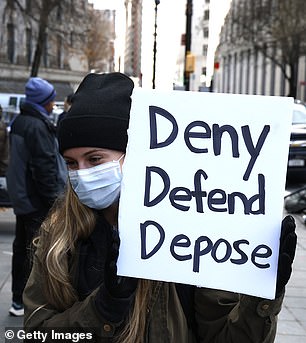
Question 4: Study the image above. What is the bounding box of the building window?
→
[70,32,75,47]
[281,63,286,95]
[233,52,237,93]
[26,0,32,11]
[203,27,209,38]
[57,35,63,68]
[253,50,258,95]
[43,33,49,67]
[270,45,276,95]
[222,56,227,93]
[261,48,266,95]
[202,44,208,56]
[26,28,32,65]
[57,3,62,21]
[204,10,209,21]
[7,23,15,63]
[70,0,74,16]
[227,54,232,93]
[7,0,14,9]
[246,49,251,94]
[239,51,244,93]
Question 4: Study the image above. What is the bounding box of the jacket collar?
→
[20,102,55,132]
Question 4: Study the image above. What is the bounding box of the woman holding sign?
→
[23,72,297,343]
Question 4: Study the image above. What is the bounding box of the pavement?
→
[0,208,22,342]
[1,193,306,343]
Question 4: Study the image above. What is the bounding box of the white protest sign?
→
[117,89,293,299]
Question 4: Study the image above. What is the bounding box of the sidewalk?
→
[0,209,22,342]
[0,207,306,342]
[276,209,306,342]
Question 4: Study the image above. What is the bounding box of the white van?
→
[0,92,25,109]
[0,93,25,125]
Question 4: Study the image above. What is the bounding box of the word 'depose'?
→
[140,220,272,272]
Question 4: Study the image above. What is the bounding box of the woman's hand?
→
[95,227,138,323]
[104,227,138,298]
[275,215,297,297]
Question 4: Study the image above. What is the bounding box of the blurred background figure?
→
[0,105,8,177]
[6,77,67,316]
[0,104,10,207]
[56,93,74,129]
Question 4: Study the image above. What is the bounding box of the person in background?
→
[56,92,74,129]
[0,105,9,177]
[23,72,297,342]
[6,77,67,317]
[0,105,10,207]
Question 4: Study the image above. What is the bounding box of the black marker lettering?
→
[184,121,211,153]
[170,234,192,261]
[149,106,178,149]
[212,124,240,158]
[140,220,165,259]
[242,125,270,181]
[144,166,170,207]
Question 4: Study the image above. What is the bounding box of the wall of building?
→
[214,47,306,102]
[0,0,115,99]
[213,0,306,102]
[124,0,142,81]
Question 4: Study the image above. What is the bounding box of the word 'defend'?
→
[144,167,265,215]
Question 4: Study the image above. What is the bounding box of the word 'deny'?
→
[149,106,270,181]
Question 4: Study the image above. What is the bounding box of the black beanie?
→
[58,72,134,154]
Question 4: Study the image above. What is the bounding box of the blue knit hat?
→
[25,77,56,106]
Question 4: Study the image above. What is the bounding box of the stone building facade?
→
[124,0,142,81]
[213,0,306,101]
[0,0,115,100]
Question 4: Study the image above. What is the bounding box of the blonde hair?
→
[36,183,153,342]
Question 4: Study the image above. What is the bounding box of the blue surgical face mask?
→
[68,155,124,209]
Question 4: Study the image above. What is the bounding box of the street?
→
[0,192,306,342]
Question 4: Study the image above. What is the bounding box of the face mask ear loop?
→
[116,154,125,162]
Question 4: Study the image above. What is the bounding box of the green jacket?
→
[24,245,283,343]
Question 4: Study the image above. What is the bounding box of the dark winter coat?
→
[6,102,66,215]
[0,119,8,176]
